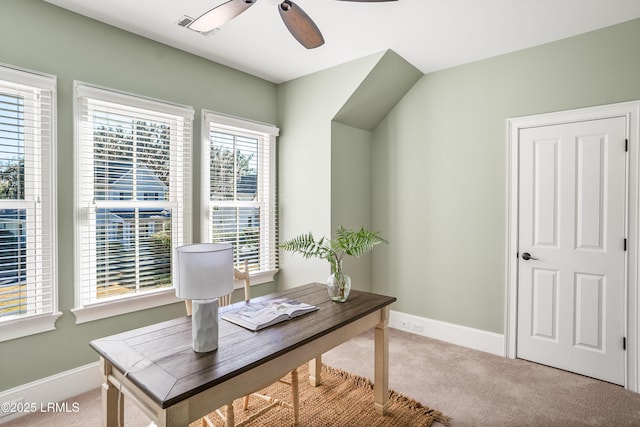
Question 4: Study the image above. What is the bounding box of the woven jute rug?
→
[193,364,450,427]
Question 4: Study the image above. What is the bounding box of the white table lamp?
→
[175,243,234,353]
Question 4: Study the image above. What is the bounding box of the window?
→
[202,112,278,284]
[0,64,58,342]
[73,82,193,323]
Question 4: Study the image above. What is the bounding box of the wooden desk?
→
[90,283,396,427]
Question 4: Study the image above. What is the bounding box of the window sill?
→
[73,271,277,324]
[72,289,181,324]
[243,269,278,288]
[0,312,63,343]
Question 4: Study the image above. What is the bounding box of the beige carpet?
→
[6,328,640,426]
[2,362,447,427]
[197,364,449,427]
[322,329,640,426]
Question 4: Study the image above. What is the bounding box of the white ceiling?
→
[43,0,640,84]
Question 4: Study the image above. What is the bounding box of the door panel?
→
[533,139,559,247]
[531,268,558,341]
[576,134,606,250]
[574,273,604,350]
[517,117,626,385]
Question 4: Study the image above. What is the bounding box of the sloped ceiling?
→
[334,50,423,131]
[42,0,640,84]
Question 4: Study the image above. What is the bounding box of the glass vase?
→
[327,264,351,302]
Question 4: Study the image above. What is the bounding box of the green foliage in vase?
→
[280,226,387,274]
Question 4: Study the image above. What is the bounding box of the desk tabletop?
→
[90,283,396,409]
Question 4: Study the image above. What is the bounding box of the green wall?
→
[0,0,277,391]
[4,0,640,395]
[330,122,373,290]
[334,50,423,132]
[372,18,640,333]
[276,52,384,289]
[277,49,421,291]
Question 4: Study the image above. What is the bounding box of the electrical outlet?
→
[399,320,410,329]
[411,323,424,333]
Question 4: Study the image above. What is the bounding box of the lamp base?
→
[191,298,219,353]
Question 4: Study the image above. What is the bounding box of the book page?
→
[271,299,317,317]
[231,304,287,326]
[222,298,318,330]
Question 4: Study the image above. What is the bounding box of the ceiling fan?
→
[188,0,398,49]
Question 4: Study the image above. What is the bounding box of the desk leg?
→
[158,400,189,427]
[374,306,390,415]
[309,356,322,386]
[100,357,123,427]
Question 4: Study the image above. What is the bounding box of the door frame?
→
[505,100,640,392]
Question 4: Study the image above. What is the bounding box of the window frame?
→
[0,64,59,342]
[72,82,193,324]
[201,111,278,287]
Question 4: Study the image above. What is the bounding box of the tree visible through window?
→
[0,66,57,340]
[0,94,26,317]
[210,131,259,265]
[92,118,173,298]
[75,82,192,311]
[204,112,278,280]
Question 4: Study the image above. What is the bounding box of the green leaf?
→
[280,232,330,259]
[281,226,387,264]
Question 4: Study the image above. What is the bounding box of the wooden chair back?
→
[184,259,299,426]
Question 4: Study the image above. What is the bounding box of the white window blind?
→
[74,82,192,315]
[0,64,58,342]
[202,111,278,281]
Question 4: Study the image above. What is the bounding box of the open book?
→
[222,298,319,331]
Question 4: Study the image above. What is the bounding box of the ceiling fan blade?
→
[278,1,325,49]
[189,0,257,33]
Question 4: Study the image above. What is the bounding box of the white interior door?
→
[517,116,627,385]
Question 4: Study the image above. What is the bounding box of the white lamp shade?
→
[175,243,234,300]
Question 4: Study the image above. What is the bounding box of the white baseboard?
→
[389,310,505,357]
[0,361,102,423]
[0,312,504,424]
